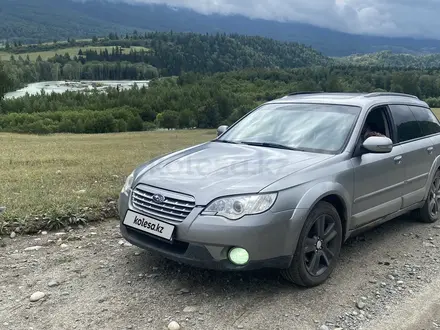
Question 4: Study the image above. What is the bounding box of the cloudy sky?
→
[126,0,439,39]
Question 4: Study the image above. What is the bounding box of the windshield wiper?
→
[212,139,239,144]
[239,141,304,151]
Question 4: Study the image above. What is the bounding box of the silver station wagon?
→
[119,92,440,287]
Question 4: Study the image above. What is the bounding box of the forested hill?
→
[82,33,331,74]
[3,0,440,56]
[338,51,440,69]
[1,32,330,90]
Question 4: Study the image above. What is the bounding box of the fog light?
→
[228,247,249,265]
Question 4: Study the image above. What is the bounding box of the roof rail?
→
[364,92,419,99]
[286,91,324,96]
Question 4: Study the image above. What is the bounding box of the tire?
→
[281,201,343,287]
[418,170,440,223]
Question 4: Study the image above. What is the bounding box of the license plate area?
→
[123,210,175,241]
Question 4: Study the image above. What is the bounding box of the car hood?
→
[135,142,333,205]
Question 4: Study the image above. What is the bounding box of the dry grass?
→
[432,108,440,118]
[0,130,214,233]
[2,108,440,234]
[0,46,150,61]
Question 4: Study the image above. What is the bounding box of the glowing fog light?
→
[228,247,250,265]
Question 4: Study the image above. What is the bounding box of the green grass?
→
[0,45,150,61]
[0,130,214,234]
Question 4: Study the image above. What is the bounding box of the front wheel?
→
[418,170,440,223]
[281,201,343,287]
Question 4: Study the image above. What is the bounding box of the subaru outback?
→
[118,92,440,287]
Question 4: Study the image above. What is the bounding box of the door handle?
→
[427,146,434,154]
[394,155,403,164]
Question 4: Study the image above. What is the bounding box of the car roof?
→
[267,92,429,109]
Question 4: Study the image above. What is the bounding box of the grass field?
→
[2,108,440,235]
[433,108,440,117]
[0,46,150,61]
[0,130,214,234]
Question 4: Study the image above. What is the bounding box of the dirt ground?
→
[1,214,440,330]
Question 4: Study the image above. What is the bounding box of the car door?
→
[389,105,436,208]
[351,106,405,229]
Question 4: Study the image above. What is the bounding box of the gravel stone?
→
[48,280,59,287]
[183,306,198,313]
[357,301,366,310]
[30,292,45,302]
[167,321,181,330]
[24,246,42,252]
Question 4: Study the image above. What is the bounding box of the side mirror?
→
[362,136,393,153]
[217,125,228,136]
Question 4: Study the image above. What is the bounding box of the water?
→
[4,80,150,99]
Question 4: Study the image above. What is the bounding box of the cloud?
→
[124,0,440,39]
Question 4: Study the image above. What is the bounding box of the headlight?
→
[121,172,134,194]
[201,193,277,220]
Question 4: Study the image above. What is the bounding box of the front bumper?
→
[119,191,308,271]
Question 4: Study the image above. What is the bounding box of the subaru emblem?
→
[152,194,165,204]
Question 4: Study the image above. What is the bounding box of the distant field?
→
[433,108,440,118]
[0,130,214,234]
[0,45,150,61]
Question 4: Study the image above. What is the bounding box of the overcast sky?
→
[126,0,439,39]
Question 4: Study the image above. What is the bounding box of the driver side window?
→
[360,106,392,143]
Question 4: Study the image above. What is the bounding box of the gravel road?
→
[1,214,440,330]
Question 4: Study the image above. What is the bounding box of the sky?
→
[126,0,440,39]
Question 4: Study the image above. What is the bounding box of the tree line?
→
[1,56,159,93]
[2,67,440,134]
[8,32,330,74]
[7,31,440,70]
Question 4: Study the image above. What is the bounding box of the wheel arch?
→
[294,182,352,242]
[423,155,440,201]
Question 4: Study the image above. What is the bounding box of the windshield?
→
[217,103,361,154]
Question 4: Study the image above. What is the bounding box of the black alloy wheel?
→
[281,201,343,287]
[303,214,339,277]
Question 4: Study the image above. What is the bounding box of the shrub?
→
[142,122,157,131]
[127,115,144,131]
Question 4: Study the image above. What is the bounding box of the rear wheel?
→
[281,201,342,287]
[418,170,440,223]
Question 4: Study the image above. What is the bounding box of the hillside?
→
[2,0,440,56]
[0,32,330,95]
[339,51,440,69]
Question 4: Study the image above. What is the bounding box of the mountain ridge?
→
[1,0,440,56]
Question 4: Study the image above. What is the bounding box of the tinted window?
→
[389,105,423,143]
[409,106,440,136]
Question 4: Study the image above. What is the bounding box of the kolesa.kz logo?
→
[133,215,164,234]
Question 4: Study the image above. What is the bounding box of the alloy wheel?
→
[428,175,440,219]
[303,214,339,277]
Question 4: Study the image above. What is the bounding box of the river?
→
[4,80,150,99]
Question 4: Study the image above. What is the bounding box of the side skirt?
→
[346,201,424,240]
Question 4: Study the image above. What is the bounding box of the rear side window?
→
[389,104,423,143]
[409,106,440,136]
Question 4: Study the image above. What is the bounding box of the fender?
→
[422,154,440,201]
[291,181,352,241]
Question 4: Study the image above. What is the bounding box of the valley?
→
[2,2,440,329]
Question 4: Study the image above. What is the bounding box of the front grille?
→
[131,185,195,222]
